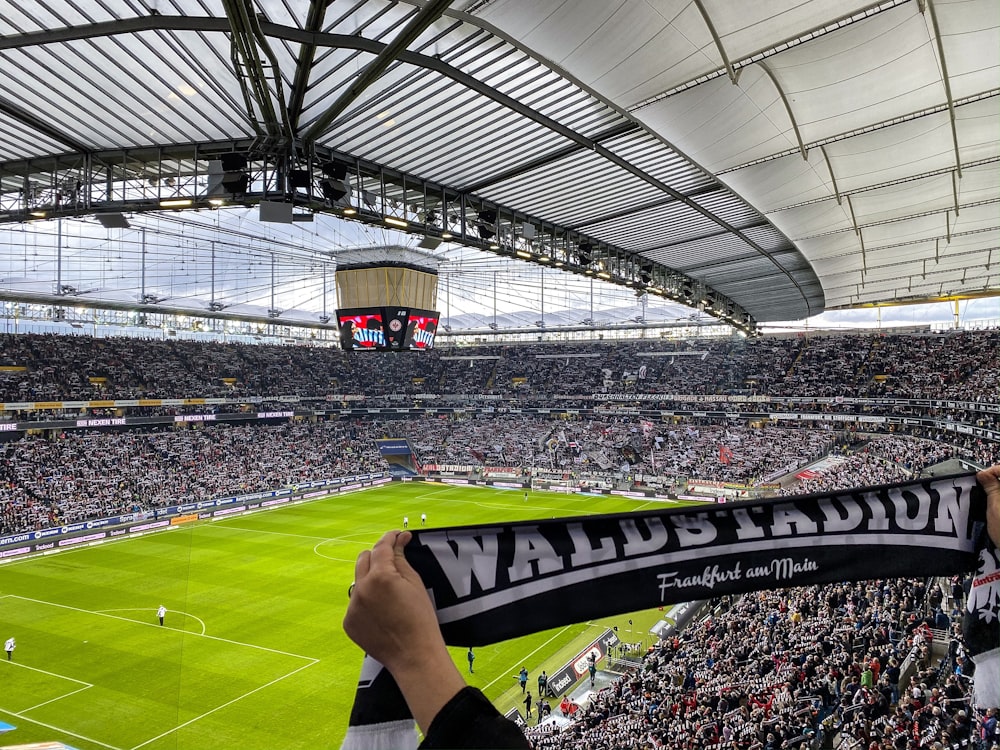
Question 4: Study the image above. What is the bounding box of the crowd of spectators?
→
[0,412,971,539]
[0,329,997,407]
[0,420,386,535]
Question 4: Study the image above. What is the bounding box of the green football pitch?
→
[0,482,677,749]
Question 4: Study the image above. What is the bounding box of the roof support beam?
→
[287,0,330,131]
[461,122,640,193]
[820,147,842,205]
[923,0,963,178]
[221,0,292,139]
[567,184,723,230]
[757,62,808,161]
[771,155,1000,214]
[692,0,740,85]
[0,98,92,154]
[300,0,454,143]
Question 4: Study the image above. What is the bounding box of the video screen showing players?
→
[338,310,386,350]
[404,311,439,350]
[336,308,440,351]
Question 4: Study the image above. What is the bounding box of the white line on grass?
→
[312,541,358,563]
[9,596,316,662]
[205,525,331,541]
[414,488,460,501]
[22,683,93,713]
[1,659,92,686]
[95,608,207,636]
[128,659,318,750]
[0,705,123,750]
[482,625,573,692]
[205,524,375,546]
[470,500,605,515]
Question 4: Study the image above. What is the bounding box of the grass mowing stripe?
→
[128,659,318,750]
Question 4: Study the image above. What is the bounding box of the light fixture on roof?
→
[288,168,311,189]
[597,270,611,279]
[577,242,592,266]
[384,216,408,229]
[441,230,453,239]
[29,210,47,219]
[159,198,193,209]
[516,250,532,259]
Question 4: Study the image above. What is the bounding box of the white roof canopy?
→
[0,0,996,325]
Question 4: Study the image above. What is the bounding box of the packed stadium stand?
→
[0,328,998,750]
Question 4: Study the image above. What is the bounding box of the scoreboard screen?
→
[404,311,439,350]
[337,308,439,351]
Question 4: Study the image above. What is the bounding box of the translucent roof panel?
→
[1,0,997,327]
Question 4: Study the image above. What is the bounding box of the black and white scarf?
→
[341,472,996,749]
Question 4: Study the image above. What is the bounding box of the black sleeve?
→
[419,686,531,749]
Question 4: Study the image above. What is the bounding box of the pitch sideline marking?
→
[0,658,92,687]
[0,660,95,714]
[128,660,318,750]
[481,624,573,693]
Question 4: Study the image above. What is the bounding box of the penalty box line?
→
[6,594,318,662]
[0,659,96,713]
[1,594,321,750]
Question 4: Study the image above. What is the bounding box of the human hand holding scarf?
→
[343,530,466,736]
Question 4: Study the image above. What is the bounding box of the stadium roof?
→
[0,0,997,332]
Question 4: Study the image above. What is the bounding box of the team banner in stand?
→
[404,472,988,646]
